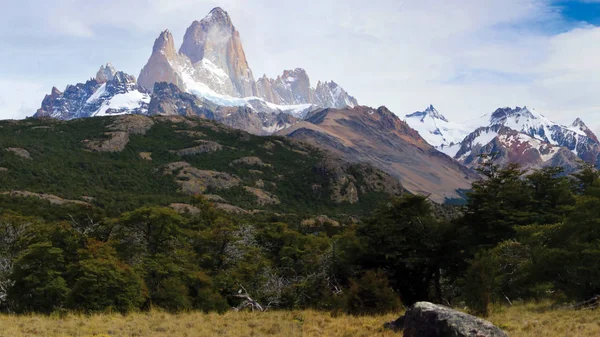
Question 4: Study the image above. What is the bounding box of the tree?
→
[357,194,444,305]
[461,162,529,251]
[525,166,575,224]
[8,242,68,313]
[67,240,147,313]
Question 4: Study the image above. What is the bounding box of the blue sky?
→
[555,0,600,26]
[1,0,600,132]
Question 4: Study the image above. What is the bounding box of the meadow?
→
[0,302,598,337]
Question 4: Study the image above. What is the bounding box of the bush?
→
[343,270,401,315]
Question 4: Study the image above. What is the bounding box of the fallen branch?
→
[569,295,600,310]
[233,284,265,312]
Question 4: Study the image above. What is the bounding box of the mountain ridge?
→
[406,105,600,171]
[280,105,479,203]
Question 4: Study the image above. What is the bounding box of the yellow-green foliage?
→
[0,303,598,337]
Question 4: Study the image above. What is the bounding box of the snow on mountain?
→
[487,106,585,144]
[404,105,472,156]
[454,124,580,171]
[446,106,600,170]
[35,66,150,120]
[406,104,600,170]
[481,106,600,162]
[92,90,151,117]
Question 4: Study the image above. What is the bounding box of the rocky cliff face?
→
[255,69,358,109]
[178,7,256,97]
[138,30,186,93]
[95,63,117,83]
[137,7,357,112]
[35,66,150,120]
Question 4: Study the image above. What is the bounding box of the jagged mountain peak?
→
[572,117,586,128]
[571,117,599,144]
[152,30,176,57]
[96,63,117,83]
[489,106,547,124]
[179,8,238,65]
[35,65,149,120]
[406,104,449,123]
[204,7,232,25]
[281,68,309,82]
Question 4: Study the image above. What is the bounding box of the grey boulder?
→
[385,302,508,337]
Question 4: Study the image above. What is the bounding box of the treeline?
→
[1,161,599,315]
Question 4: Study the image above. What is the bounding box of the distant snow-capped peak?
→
[404,105,472,156]
[406,104,448,123]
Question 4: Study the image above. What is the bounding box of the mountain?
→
[417,106,600,171]
[404,105,473,156]
[35,7,357,134]
[0,115,403,216]
[454,125,580,171]
[35,66,150,120]
[137,7,356,112]
[279,106,479,203]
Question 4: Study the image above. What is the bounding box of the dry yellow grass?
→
[0,303,598,337]
[0,310,398,337]
[488,302,600,337]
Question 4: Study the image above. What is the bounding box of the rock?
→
[84,131,130,152]
[230,156,270,167]
[2,191,90,206]
[301,215,340,228]
[148,82,215,118]
[6,148,31,159]
[243,186,280,205]
[262,141,276,150]
[163,162,241,194]
[171,140,223,156]
[81,196,95,202]
[139,152,152,161]
[385,302,508,337]
[169,203,201,215]
[214,203,249,214]
[108,114,154,135]
[84,116,155,153]
[203,194,227,203]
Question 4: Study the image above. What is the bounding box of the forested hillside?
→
[0,115,401,217]
[0,115,598,317]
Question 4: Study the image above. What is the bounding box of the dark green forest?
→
[0,116,599,316]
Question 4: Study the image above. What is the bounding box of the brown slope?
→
[279,106,478,202]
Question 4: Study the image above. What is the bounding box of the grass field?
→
[0,303,598,337]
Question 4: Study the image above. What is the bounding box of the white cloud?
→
[0,79,47,119]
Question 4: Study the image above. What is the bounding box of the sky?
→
[1,0,600,132]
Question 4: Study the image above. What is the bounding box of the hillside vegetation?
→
[0,115,599,335]
[0,115,401,217]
